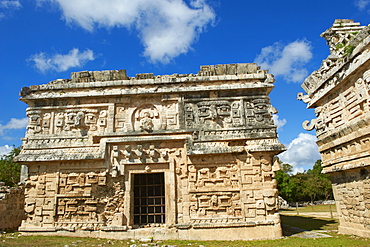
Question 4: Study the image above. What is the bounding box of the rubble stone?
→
[0,186,25,230]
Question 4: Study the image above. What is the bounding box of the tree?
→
[0,146,21,186]
[275,163,304,203]
[280,163,293,174]
[307,160,333,201]
[275,169,292,200]
[275,160,333,204]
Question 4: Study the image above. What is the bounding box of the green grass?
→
[162,236,370,247]
[2,231,369,247]
[1,205,369,247]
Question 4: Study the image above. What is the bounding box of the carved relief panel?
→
[185,97,275,130]
[63,109,107,135]
[108,141,185,178]
[303,69,370,136]
[114,102,179,132]
[183,153,279,224]
[185,100,235,129]
[132,104,161,132]
[23,171,58,228]
[22,162,127,231]
[189,192,242,220]
[246,99,275,127]
[26,110,42,135]
[26,108,109,137]
[115,106,129,132]
[188,164,241,192]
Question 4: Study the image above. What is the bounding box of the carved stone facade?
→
[16,63,285,240]
[300,19,370,238]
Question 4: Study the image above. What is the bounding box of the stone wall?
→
[300,19,370,237]
[331,167,370,236]
[16,63,285,240]
[0,185,25,230]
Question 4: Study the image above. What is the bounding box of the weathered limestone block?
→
[16,63,285,240]
[300,19,370,238]
[0,185,26,230]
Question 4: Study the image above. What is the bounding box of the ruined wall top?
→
[19,63,275,104]
[67,63,265,83]
[20,63,271,96]
[299,19,370,174]
[300,19,370,106]
[321,19,366,57]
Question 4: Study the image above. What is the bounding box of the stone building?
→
[15,63,285,240]
[300,19,370,237]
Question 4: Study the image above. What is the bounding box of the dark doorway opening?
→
[133,173,165,225]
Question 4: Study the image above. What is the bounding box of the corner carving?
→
[302,119,317,131]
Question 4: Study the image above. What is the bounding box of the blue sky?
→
[0,0,369,172]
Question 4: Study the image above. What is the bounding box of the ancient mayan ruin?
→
[15,63,285,240]
[300,19,370,238]
[0,185,25,230]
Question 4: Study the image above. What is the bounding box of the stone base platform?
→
[339,226,370,238]
[19,224,283,241]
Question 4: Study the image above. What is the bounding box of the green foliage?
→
[335,43,355,56]
[276,160,333,203]
[280,163,293,174]
[276,170,304,203]
[335,43,344,50]
[343,45,355,55]
[0,146,21,186]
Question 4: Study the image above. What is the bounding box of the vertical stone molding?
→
[299,19,370,238]
[16,64,285,240]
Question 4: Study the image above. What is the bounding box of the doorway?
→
[133,173,165,225]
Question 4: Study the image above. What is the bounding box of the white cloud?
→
[355,0,370,10]
[0,0,21,19]
[272,114,287,130]
[38,0,215,63]
[255,40,313,83]
[0,145,12,155]
[0,118,28,135]
[278,133,321,174]
[29,48,95,73]
[0,0,21,8]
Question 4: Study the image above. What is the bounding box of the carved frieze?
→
[185,98,275,130]
[114,102,178,133]
[188,164,240,192]
[301,69,370,136]
[189,192,242,219]
[25,108,108,137]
